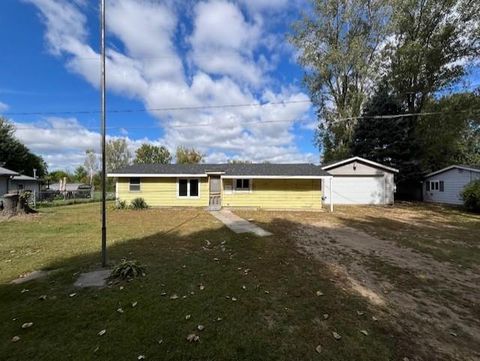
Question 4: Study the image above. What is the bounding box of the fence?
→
[36,190,115,207]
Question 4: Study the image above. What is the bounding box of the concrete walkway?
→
[210,210,272,237]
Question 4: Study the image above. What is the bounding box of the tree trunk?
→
[1,193,37,217]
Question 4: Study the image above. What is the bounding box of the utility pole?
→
[100,0,107,267]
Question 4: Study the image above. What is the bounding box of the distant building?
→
[423,165,480,205]
[0,166,19,198]
[10,174,41,199]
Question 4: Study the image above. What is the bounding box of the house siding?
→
[324,160,396,205]
[222,179,322,209]
[424,168,480,205]
[0,176,8,198]
[9,180,41,197]
[117,177,209,207]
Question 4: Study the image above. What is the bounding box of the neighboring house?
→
[108,163,333,211]
[0,166,19,198]
[48,183,91,192]
[321,157,399,205]
[423,165,480,205]
[10,174,41,198]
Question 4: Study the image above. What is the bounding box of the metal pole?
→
[329,177,333,212]
[100,0,107,267]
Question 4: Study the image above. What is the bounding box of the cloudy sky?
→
[0,0,320,171]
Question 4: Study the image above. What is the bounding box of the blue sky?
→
[1,0,478,172]
[0,0,319,171]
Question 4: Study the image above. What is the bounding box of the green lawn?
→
[0,203,417,361]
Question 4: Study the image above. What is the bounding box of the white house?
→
[423,165,480,205]
[321,156,399,205]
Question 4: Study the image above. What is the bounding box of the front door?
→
[209,176,222,210]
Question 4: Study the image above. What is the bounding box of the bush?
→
[461,180,480,213]
[115,200,128,209]
[130,197,149,210]
[110,259,146,280]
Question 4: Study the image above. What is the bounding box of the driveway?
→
[235,204,480,361]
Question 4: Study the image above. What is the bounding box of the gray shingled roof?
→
[109,163,330,177]
[0,166,19,176]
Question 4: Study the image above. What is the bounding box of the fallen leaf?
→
[323,313,329,320]
[158,339,163,344]
[316,290,324,297]
[315,345,322,354]
[21,289,29,293]
[197,325,205,331]
[170,294,178,300]
[356,311,365,316]
[137,355,145,360]
[160,292,167,296]
[11,336,20,343]
[21,322,33,329]
[360,330,369,336]
[38,295,47,301]
[216,317,222,321]
[98,329,106,336]
[372,316,378,321]
[69,293,77,298]
[117,308,124,314]
[232,297,237,302]
[450,332,458,337]
[241,285,246,290]
[199,285,205,291]
[132,301,138,307]
[186,333,200,342]
[185,314,191,320]
[332,332,341,340]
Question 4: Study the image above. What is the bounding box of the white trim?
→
[321,156,399,173]
[108,173,208,178]
[221,175,331,179]
[110,173,331,179]
[425,165,480,178]
[176,178,201,199]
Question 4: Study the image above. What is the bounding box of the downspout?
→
[329,177,334,212]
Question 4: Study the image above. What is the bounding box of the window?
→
[427,180,444,192]
[235,179,251,191]
[129,177,141,192]
[178,178,200,198]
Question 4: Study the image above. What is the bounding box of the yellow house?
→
[108,163,333,211]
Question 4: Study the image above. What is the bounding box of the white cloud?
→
[0,101,9,112]
[24,0,316,169]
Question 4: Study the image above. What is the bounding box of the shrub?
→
[461,180,480,213]
[110,259,146,280]
[130,197,148,210]
[115,200,128,209]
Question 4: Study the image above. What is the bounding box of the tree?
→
[84,149,98,185]
[0,117,47,177]
[386,0,480,114]
[351,81,420,184]
[106,139,132,172]
[416,91,480,172]
[48,170,73,183]
[175,146,203,164]
[74,166,88,183]
[227,160,252,164]
[290,0,391,161]
[134,144,172,164]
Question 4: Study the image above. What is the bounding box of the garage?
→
[322,157,399,205]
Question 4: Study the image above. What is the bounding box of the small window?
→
[190,179,199,197]
[429,180,440,191]
[129,177,141,192]
[235,179,250,191]
[178,178,200,198]
[178,179,188,197]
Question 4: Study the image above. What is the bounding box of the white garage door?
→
[325,176,385,204]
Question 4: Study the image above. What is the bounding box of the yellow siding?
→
[222,179,322,209]
[117,177,208,207]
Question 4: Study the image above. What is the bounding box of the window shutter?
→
[440,181,444,192]
[426,182,430,191]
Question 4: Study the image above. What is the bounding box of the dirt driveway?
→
[236,204,480,361]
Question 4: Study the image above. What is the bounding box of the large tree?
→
[416,91,480,172]
[134,144,172,164]
[386,0,480,114]
[0,117,47,177]
[291,0,391,161]
[175,146,203,164]
[106,139,132,172]
[74,166,88,183]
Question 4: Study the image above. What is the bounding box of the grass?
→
[0,203,416,361]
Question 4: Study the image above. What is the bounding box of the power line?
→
[1,100,312,116]
[11,107,480,132]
